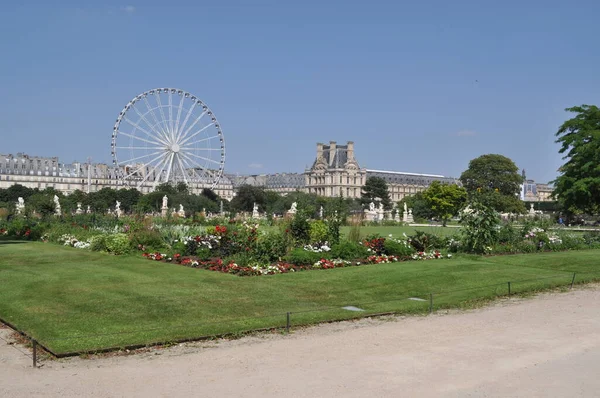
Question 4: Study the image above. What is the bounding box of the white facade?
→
[0,153,235,200]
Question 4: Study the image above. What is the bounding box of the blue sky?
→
[1,0,599,183]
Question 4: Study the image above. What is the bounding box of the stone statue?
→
[378,202,384,212]
[319,206,324,219]
[404,202,408,213]
[252,202,259,218]
[86,205,91,214]
[529,203,535,215]
[162,195,168,209]
[369,202,375,212]
[75,202,83,215]
[16,197,25,214]
[178,204,185,217]
[289,202,297,214]
[53,195,61,216]
[115,200,122,217]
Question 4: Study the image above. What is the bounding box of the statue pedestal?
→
[161,206,168,217]
[364,210,377,222]
[402,211,409,223]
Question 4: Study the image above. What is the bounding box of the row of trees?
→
[2,104,596,220]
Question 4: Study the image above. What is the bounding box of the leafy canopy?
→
[460,154,524,213]
[361,177,391,210]
[421,181,467,226]
[552,105,600,214]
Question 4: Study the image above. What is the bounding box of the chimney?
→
[317,142,324,159]
[347,141,354,161]
[329,141,337,166]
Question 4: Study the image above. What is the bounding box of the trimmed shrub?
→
[89,234,108,252]
[384,238,415,257]
[330,240,370,260]
[285,248,325,265]
[105,233,130,255]
[309,220,328,244]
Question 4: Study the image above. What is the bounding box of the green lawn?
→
[1,241,598,355]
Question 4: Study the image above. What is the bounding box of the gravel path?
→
[2,286,600,397]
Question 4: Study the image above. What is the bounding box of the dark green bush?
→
[89,235,108,252]
[284,248,325,265]
[384,238,415,257]
[254,231,289,262]
[330,240,370,260]
[105,233,130,255]
[129,229,164,250]
[407,230,443,251]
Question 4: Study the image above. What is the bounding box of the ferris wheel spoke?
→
[179,123,215,146]
[143,97,169,137]
[117,149,164,165]
[144,152,170,188]
[154,93,170,137]
[121,151,167,180]
[175,154,189,185]
[114,146,159,150]
[130,105,170,143]
[177,111,207,143]
[184,151,222,166]
[175,102,197,142]
[180,153,209,181]
[180,145,221,151]
[174,95,185,140]
[167,91,174,139]
[119,131,165,147]
[164,152,176,183]
[122,117,169,146]
[129,105,165,139]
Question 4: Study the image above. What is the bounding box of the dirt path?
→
[2,286,600,397]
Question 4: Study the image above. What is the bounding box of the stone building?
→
[522,179,554,202]
[304,141,458,201]
[305,141,366,198]
[0,152,235,200]
[227,173,305,196]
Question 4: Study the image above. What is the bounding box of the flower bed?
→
[140,248,450,276]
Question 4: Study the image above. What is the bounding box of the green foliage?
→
[347,223,361,243]
[398,192,435,222]
[309,220,328,243]
[460,154,525,213]
[383,238,415,257]
[253,230,289,262]
[129,229,164,251]
[290,209,311,245]
[329,240,370,260]
[497,223,522,245]
[230,185,267,212]
[361,177,391,210]
[421,181,467,225]
[459,201,501,254]
[406,231,444,252]
[89,235,108,252]
[104,233,130,255]
[284,248,325,265]
[552,104,600,214]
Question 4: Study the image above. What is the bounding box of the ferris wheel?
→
[111,88,225,189]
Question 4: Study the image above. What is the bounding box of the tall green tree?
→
[460,154,525,213]
[398,192,434,221]
[421,181,467,226]
[230,185,267,212]
[361,177,391,210]
[552,104,600,214]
